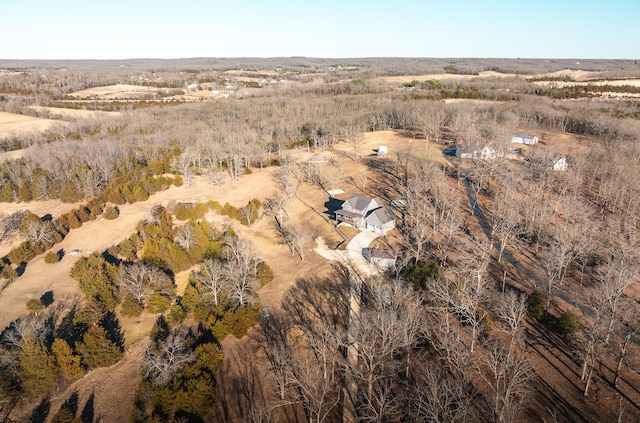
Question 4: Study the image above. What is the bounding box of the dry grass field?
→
[0,111,65,139]
[2,58,640,422]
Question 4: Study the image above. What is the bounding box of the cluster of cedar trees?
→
[1,200,273,422]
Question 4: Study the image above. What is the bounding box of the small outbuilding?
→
[377,146,388,156]
[364,248,396,268]
[553,157,568,171]
[511,134,539,145]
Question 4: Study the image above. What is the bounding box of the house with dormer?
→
[335,194,396,235]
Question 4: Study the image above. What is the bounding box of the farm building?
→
[553,157,568,171]
[364,248,396,268]
[455,143,503,160]
[511,134,539,145]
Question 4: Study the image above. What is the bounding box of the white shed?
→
[511,135,538,145]
[377,146,388,156]
[553,157,568,171]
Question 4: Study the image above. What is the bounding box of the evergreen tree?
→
[19,335,59,396]
[76,325,123,369]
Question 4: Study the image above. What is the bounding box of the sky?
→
[1,0,638,60]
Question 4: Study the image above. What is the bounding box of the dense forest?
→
[0,58,639,422]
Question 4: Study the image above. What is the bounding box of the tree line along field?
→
[0,58,639,422]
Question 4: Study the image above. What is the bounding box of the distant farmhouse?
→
[335,194,396,235]
[511,134,539,145]
[455,142,503,160]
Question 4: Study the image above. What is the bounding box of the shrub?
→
[103,206,120,220]
[557,311,579,339]
[44,251,60,264]
[76,207,92,223]
[76,325,123,368]
[1,264,18,281]
[220,202,241,220]
[106,188,126,205]
[256,261,274,286]
[147,292,171,314]
[229,305,262,339]
[167,304,187,324]
[8,241,36,265]
[26,298,45,314]
[118,237,138,261]
[150,316,170,342]
[86,199,104,217]
[404,261,441,290]
[65,211,82,230]
[527,291,546,321]
[121,296,144,317]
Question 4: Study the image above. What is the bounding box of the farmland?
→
[1,58,640,422]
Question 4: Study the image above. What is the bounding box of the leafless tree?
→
[490,184,524,263]
[580,253,636,396]
[241,201,259,227]
[20,218,56,246]
[174,223,196,250]
[0,211,27,244]
[612,306,639,389]
[1,316,51,349]
[208,168,226,191]
[194,258,226,306]
[118,262,170,304]
[142,333,196,385]
[410,360,475,423]
[495,290,528,358]
[478,343,533,423]
[263,195,291,224]
[172,150,197,188]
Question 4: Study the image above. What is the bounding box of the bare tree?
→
[172,150,197,188]
[194,259,226,306]
[118,262,170,304]
[175,223,196,250]
[478,343,533,423]
[495,290,528,358]
[411,360,475,423]
[491,184,523,263]
[20,218,56,247]
[0,211,27,244]
[142,333,196,385]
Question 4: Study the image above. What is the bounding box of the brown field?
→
[68,84,159,99]
[0,111,65,139]
[29,106,123,119]
[3,127,639,422]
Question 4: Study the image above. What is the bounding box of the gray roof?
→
[344,194,377,213]
[366,207,396,226]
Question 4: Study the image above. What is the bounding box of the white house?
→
[377,146,388,156]
[511,134,539,145]
[456,143,503,160]
[335,194,396,235]
[366,207,396,235]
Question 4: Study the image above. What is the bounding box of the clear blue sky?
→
[1,0,638,60]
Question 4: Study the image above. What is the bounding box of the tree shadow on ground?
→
[100,311,125,351]
[59,390,79,417]
[39,290,54,307]
[80,390,95,423]
[29,396,50,423]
